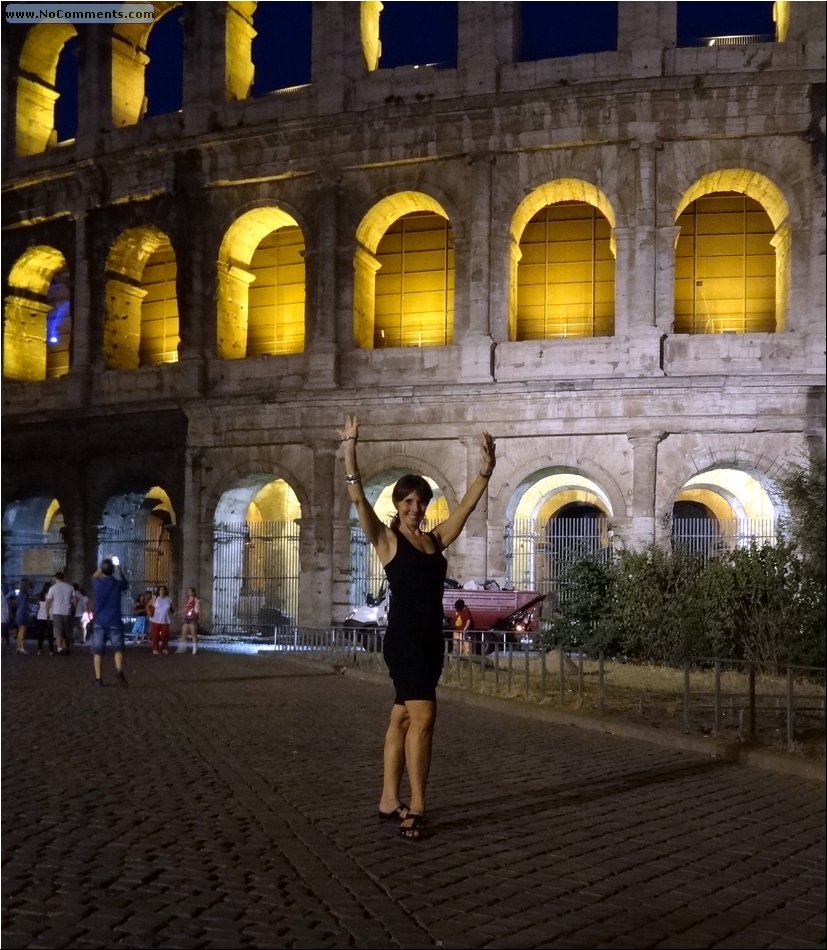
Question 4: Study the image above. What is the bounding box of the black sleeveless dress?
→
[383,530,447,703]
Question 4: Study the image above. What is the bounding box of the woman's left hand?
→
[480,431,496,476]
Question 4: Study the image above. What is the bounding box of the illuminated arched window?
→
[374,212,454,348]
[3,247,71,381]
[16,24,78,156]
[139,245,180,364]
[111,2,181,127]
[105,228,180,369]
[510,180,616,342]
[674,193,776,334]
[515,202,615,340]
[217,207,306,359]
[354,193,454,350]
[247,227,306,356]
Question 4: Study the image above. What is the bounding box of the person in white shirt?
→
[149,586,175,655]
[45,572,76,656]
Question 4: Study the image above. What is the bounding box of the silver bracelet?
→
[341,436,357,443]
[345,472,361,484]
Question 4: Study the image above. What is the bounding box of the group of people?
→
[2,574,91,656]
[131,585,201,655]
[2,567,202,686]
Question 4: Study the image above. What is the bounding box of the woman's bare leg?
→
[378,703,409,813]
[403,699,436,816]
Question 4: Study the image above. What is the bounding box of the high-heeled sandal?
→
[378,803,410,821]
[399,813,425,841]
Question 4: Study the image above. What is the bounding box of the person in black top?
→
[339,414,496,840]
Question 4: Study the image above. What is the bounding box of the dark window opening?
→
[379,1,458,69]
[54,36,79,141]
[145,11,184,117]
[677,1,775,47]
[518,1,618,62]
[251,1,313,94]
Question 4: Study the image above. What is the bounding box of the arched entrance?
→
[670,467,779,559]
[212,477,301,634]
[506,472,613,609]
[97,487,176,621]
[2,496,66,590]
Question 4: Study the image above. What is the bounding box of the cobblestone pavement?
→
[2,646,825,950]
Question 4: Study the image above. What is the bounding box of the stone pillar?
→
[655,225,682,334]
[618,1,675,77]
[459,154,496,382]
[183,8,226,136]
[299,444,337,627]
[458,2,518,94]
[626,433,663,550]
[75,25,110,160]
[180,446,203,603]
[305,176,339,387]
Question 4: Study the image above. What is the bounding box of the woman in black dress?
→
[339,414,496,840]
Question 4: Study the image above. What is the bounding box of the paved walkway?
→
[2,646,825,950]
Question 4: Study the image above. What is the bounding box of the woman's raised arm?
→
[338,415,395,563]
[432,431,496,550]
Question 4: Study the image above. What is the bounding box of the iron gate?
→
[2,530,67,594]
[506,516,614,612]
[97,524,172,623]
[213,521,300,634]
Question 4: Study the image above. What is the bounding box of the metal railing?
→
[262,626,825,756]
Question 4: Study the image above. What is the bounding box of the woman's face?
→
[159,586,168,597]
[395,491,428,529]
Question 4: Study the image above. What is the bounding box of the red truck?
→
[345,583,546,649]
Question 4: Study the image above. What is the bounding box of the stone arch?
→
[225,2,257,101]
[500,452,626,526]
[503,463,617,595]
[353,190,456,349]
[216,205,307,359]
[509,179,617,341]
[2,494,68,588]
[104,226,180,369]
[211,468,304,631]
[15,23,78,156]
[111,2,181,128]
[3,245,70,381]
[672,167,793,333]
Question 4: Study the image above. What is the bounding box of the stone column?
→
[655,225,682,334]
[299,444,337,628]
[180,445,203,606]
[618,1,675,77]
[305,176,339,387]
[626,433,663,550]
[458,2,518,94]
[460,153,496,382]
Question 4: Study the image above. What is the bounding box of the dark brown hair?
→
[390,475,433,530]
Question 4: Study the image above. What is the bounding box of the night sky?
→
[50,1,777,139]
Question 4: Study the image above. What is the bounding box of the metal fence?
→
[2,530,67,594]
[505,516,778,614]
[213,520,300,635]
[670,517,777,561]
[267,627,825,755]
[98,523,172,622]
[506,515,613,612]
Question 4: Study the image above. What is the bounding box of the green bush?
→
[541,455,825,672]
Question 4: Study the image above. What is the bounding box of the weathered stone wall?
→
[2,3,824,627]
